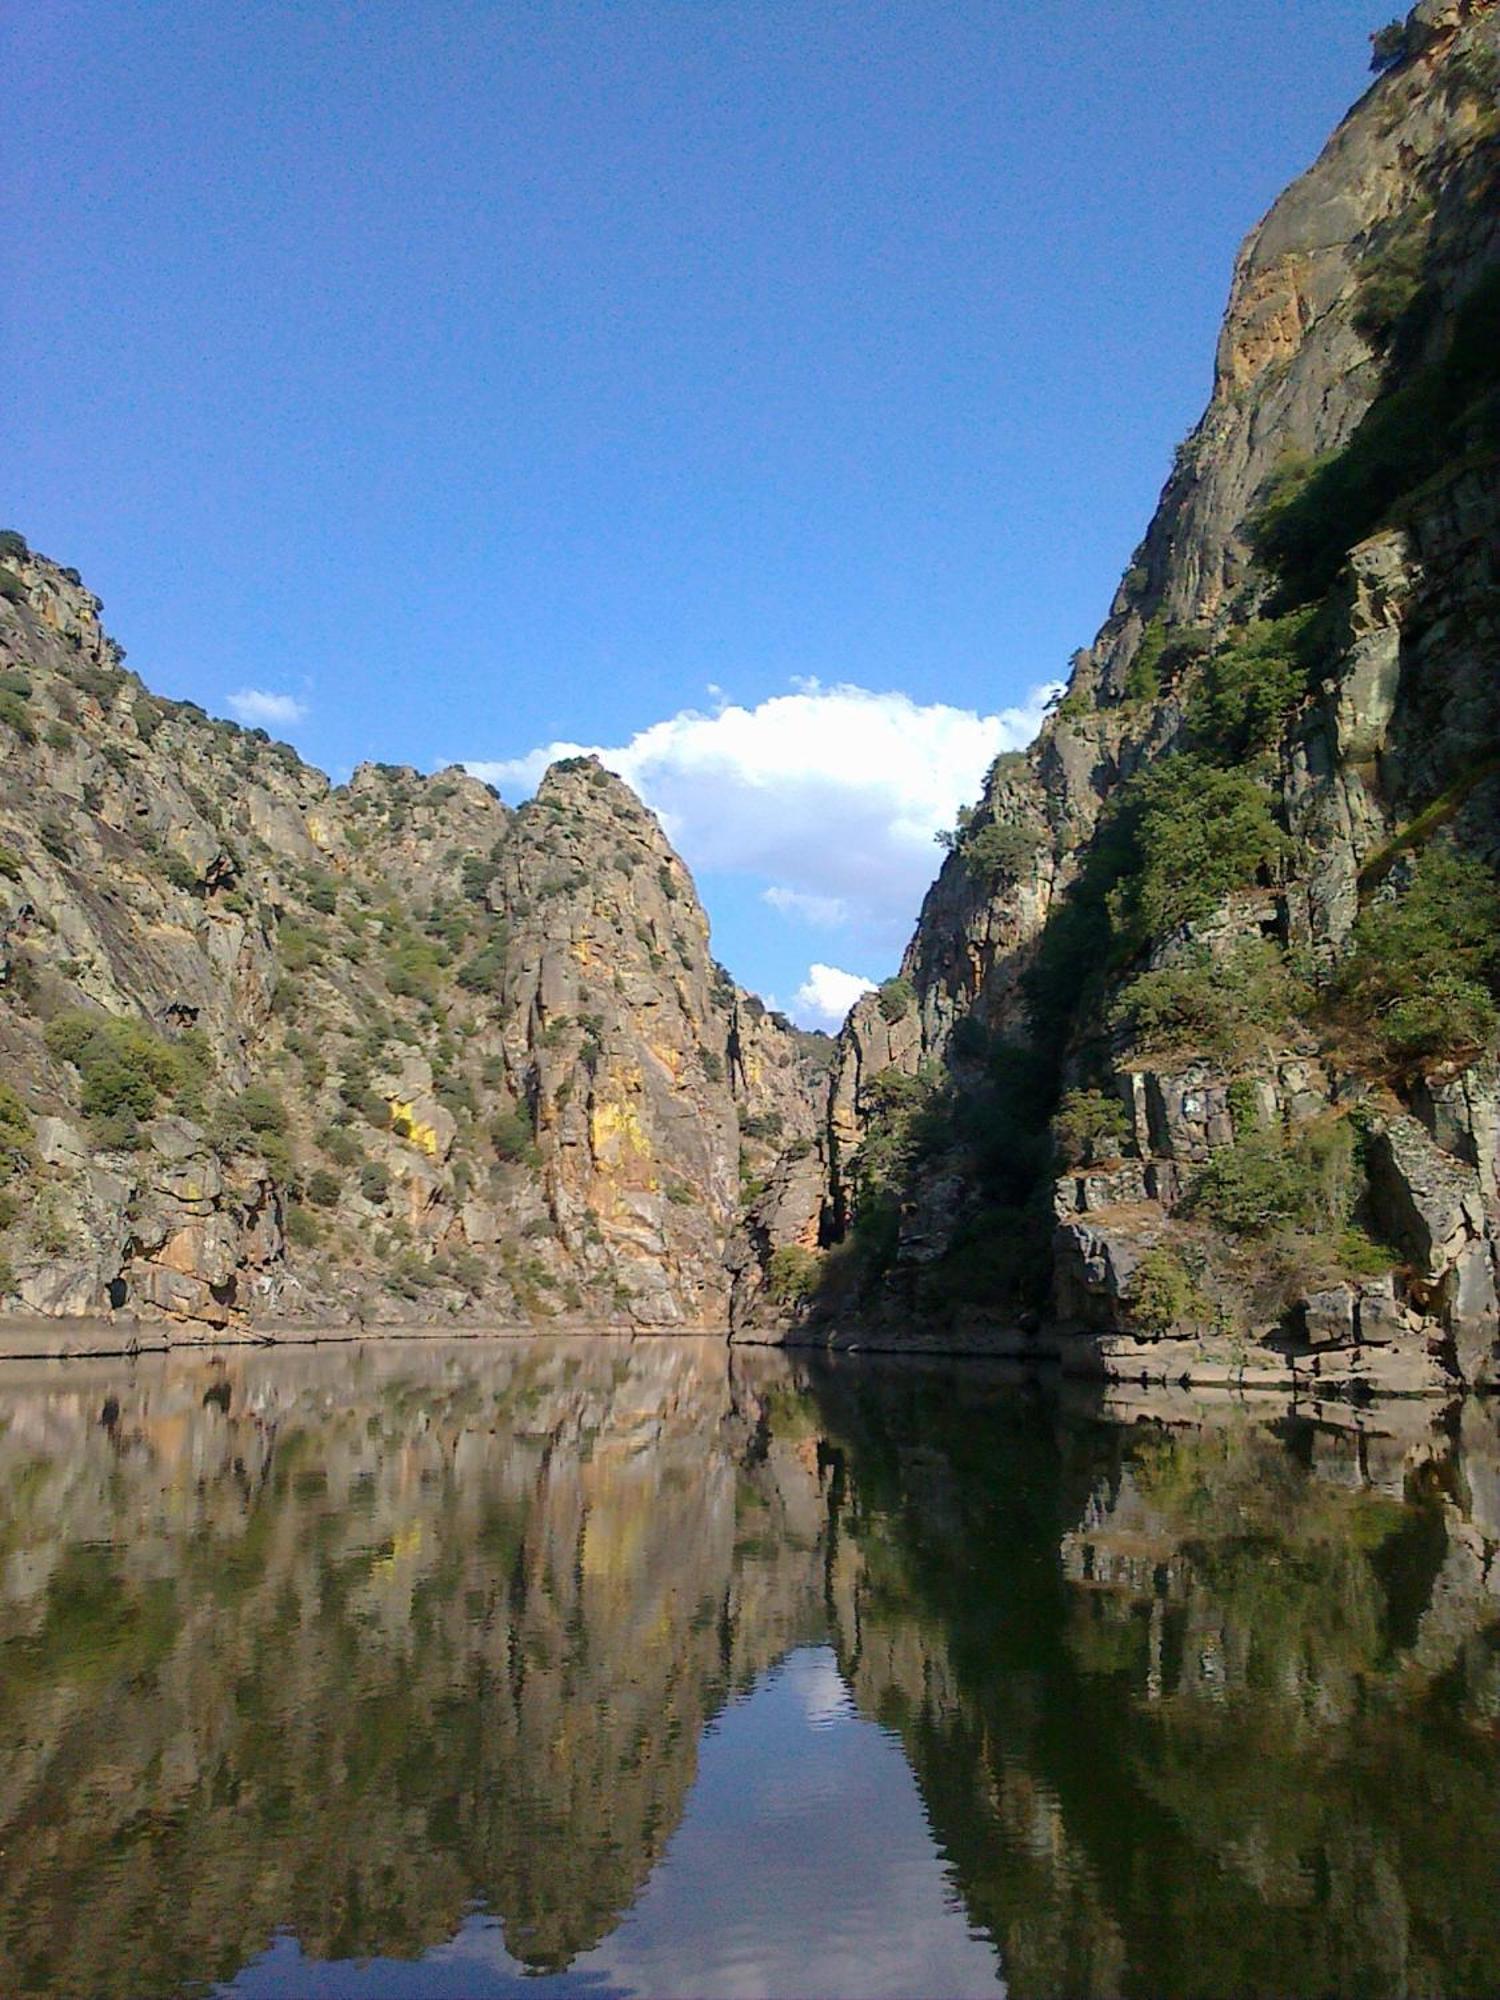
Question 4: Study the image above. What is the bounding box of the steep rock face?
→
[743,1,1500,1385]
[0,553,824,1330]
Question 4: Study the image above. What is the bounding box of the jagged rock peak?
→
[0,537,824,1333]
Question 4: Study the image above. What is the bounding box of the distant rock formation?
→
[0,549,826,1329]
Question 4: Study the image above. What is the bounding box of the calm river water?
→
[0,1338,1497,1998]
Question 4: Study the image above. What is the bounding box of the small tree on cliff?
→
[1369,20,1408,72]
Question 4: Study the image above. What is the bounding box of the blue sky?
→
[8,0,1385,1022]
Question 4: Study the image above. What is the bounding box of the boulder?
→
[1366,1116,1486,1277]
[33,1116,86,1169]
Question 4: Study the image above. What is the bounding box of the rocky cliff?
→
[0,548,825,1332]
[746,0,1500,1391]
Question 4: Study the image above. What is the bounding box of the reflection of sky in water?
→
[219,1647,1004,1999]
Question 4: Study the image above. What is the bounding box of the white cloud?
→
[465,677,1053,954]
[793,963,876,1029]
[763,885,849,927]
[226,687,307,727]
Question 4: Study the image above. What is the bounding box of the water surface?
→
[0,1339,1496,1997]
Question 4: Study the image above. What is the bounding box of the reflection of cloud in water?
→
[786,1647,855,1729]
[221,1647,1003,2000]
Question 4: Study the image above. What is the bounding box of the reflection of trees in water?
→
[803,1363,1500,1999]
[0,1344,1497,1999]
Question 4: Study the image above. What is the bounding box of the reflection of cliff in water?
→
[0,1340,830,1994]
[807,1364,1500,1999]
[1,1343,1498,1999]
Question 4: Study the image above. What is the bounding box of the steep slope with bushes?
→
[741,0,1500,1391]
[0,547,824,1331]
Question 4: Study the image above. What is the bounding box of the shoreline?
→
[0,1315,647,1362]
[0,1312,1487,1408]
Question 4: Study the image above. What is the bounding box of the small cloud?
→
[226,688,307,727]
[465,677,1054,959]
[763,885,849,928]
[792,963,876,1029]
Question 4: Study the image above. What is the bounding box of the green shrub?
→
[0,691,34,742]
[877,976,914,1024]
[700,1048,724,1083]
[45,1010,208,1122]
[1053,1088,1130,1168]
[285,1204,320,1249]
[305,873,338,914]
[848,1066,950,1264]
[161,853,200,893]
[934,805,973,854]
[767,1243,821,1307]
[1129,1247,1211,1335]
[1381,974,1499,1063]
[489,1103,538,1166]
[385,936,444,1001]
[1369,19,1407,72]
[277,923,322,973]
[1189,1118,1356,1238]
[0,530,28,561]
[39,817,70,862]
[358,1160,390,1204]
[0,1083,34,1179]
[239,1084,288,1134]
[1337,1225,1398,1278]
[985,749,1028,788]
[1107,758,1286,950]
[1337,845,1500,1065]
[1226,1076,1263,1138]
[460,854,499,902]
[132,698,161,743]
[964,820,1041,887]
[1111,938,1308,1062]
[1124,614,1167,704]
[44,721,72,753]
[0,570,24,605]
[305,1167,342,1208]
[318,1123,363,1167]
[0,843,22,880]
[68,661,120,703]
[739,1110,784,1142]
[1185,611,1319,763]
[1352,223,1431,351]
[457,935,508,992]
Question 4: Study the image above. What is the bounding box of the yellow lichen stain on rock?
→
[651,1041,684,1083]
[590,1093,652,1177]
[389,1096,441,1157]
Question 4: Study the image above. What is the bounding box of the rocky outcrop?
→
[0,551,826,1331]
[738,2,1500,1386]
